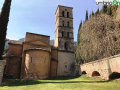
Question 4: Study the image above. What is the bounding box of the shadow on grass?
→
[46,76,80,80]
[1,76,113,87]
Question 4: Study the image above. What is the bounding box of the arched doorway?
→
[109,72,120,79]
[92,71,100,77]
[82,71,87,74]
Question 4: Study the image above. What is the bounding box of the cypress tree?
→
[95,7,99,15]
[85,10,88,21]
[101,5,108,13]
[0,0,12,60]
[92,10,94,16]
[75,20,82,64]
[89,13,92,18]
[107,5,112,16]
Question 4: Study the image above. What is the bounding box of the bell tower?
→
[54,5,74,76]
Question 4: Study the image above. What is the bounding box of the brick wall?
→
[57,52,74,76]
[0,60,5,85]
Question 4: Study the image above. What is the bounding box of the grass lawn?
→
[0,75,120,90]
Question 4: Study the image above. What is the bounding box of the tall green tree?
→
[0,0,12,60]
[75,20,82,64]
[85,10,88,21]
[95,7,99,15]
[89,13,92,18]
[91,10,94,16]
[100,5,108,13]
[107,5,112,16]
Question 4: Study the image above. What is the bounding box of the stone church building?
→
[5,5,75,79]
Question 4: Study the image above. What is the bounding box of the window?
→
[67,21,69,27]
[65,65,67,68]
[64,42,68,50]
[62,21,64,26]
[62,31,64,37]
[31,57,32,62]
[62,11,64,17]
[67,12,69,17]
[67,32,69,38]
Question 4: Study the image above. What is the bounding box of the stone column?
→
[0,60,5,85]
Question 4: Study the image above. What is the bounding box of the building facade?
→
[54,5,74,76]
[4,5,75,79]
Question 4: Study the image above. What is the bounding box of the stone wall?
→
[24,32,50,44]
[57,51,74,76]
[80,54,120,80]
[8,44,23,56]
[5,56,21,79]
[23,49,51,80]
[50,60,57,77]
[0,60,5,85]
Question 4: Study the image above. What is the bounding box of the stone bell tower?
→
[54,5,74,76]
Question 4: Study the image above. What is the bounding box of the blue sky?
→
[0,0,102,41]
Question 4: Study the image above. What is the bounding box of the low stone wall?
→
[0,60,5,85]
[80,54,120,80]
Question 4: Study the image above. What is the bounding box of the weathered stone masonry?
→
[80,54,120,80]
[0,61,5,85]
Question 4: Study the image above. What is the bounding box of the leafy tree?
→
[0,0,12,60]
[111,5,118,17]
[85,10,88,21]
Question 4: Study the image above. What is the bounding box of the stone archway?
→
[82,71,87,74]
[92,71,100,77]
[109,72,120,79]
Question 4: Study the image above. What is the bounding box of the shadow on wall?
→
[92,71,100,77]
[109,72,120,80]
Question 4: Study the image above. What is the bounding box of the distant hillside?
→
[5,38,10,48]
[19,38,24,41]
[49,39,54,45]
[18,38,76,46]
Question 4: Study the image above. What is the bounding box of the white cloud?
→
[6,36,18,40]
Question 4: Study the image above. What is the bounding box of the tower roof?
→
[55,5,73,15]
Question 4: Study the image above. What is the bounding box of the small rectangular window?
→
[31,57,32,62]
[62,31,64,37]
[62,11,64,17]
[65,65,67,68]
[67,12,69,17]
[67,32,69,38]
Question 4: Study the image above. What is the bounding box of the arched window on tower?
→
[62,21,64,26]
[62,11,64,17]
[67,12,69,17]
[62,31,64,37]
[64,42,68,50]
[67,32,69,38]
[67,21,69,27]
